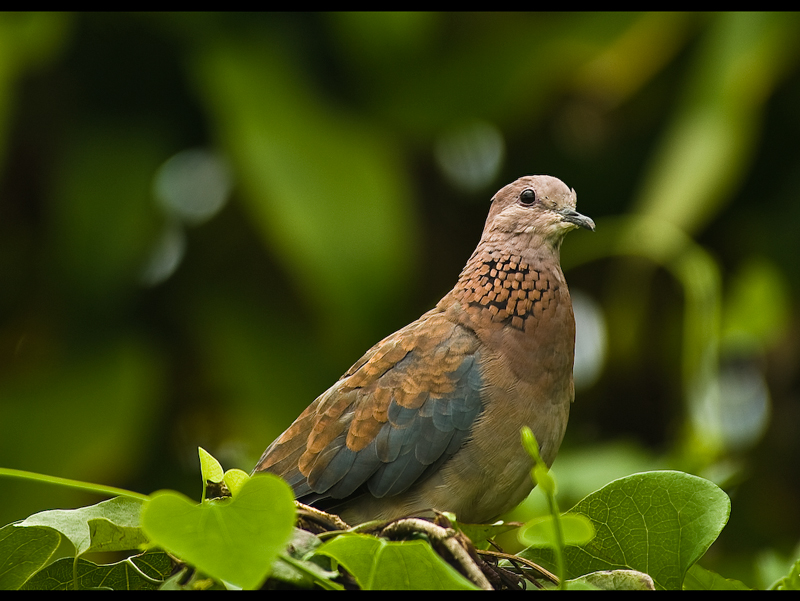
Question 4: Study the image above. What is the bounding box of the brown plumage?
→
[253,175,594,525]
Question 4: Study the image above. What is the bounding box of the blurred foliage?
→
[2,11,800,587]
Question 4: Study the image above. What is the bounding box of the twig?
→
[295,501,351,532]
[475,548,559,586]
[381,518,494,590]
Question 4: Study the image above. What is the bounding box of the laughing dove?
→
[253,175,594,525]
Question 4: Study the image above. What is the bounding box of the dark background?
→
[2,12,799,586]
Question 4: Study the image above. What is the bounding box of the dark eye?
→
[520,189,536,205]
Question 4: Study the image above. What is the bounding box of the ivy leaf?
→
[16,496,146,556]
[0,523,61,590]
[315,532,478,590]
[21,549,173,590]
[141,473,295,590]
[520,470,730,590]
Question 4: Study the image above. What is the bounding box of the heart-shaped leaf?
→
[17,496,146,556]
[316,532,478,590]
[520,471,730,590]
[141,473,295,590]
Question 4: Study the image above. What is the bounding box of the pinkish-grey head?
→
[484,175,594,246]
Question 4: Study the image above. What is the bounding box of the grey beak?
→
[559,208,595,231]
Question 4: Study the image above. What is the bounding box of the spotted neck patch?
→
[453,248,559,331]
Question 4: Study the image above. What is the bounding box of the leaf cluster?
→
[3,442,796,590]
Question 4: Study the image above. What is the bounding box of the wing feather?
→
[253,311,485,508]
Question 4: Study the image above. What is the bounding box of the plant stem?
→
[0,467,150,502]
[544,492,566,590]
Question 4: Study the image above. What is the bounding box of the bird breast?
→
[445,244,576,384]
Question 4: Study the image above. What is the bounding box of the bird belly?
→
[431,379,571,523]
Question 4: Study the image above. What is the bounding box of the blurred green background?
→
[2,11,799,587]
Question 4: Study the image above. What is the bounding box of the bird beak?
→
[559,208,595,231]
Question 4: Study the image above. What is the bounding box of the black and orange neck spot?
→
[454,250,558,331]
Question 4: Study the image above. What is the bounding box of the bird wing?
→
[253,309,485,505]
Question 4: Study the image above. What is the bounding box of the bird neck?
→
[443,238,567,334]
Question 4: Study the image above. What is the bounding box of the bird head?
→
[484,175,594,249]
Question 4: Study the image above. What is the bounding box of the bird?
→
[253,175,594,525]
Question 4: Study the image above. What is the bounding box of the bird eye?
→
[519,189,536,206]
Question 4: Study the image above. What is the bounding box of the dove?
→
[253,175,594,525]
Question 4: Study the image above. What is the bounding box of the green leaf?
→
[0,523,61,590]
[17,496,146,556]
[21,549,173,590]
[683,563,750,590]
[519,513,595,548]
[567,569,655,590]
[770,558,800,590]
[521,470,730,590]
[521,427,555,495]
[198,446,225,484]
[223,469,250,497]
[316,532,478,590]
[141,473,296,590]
